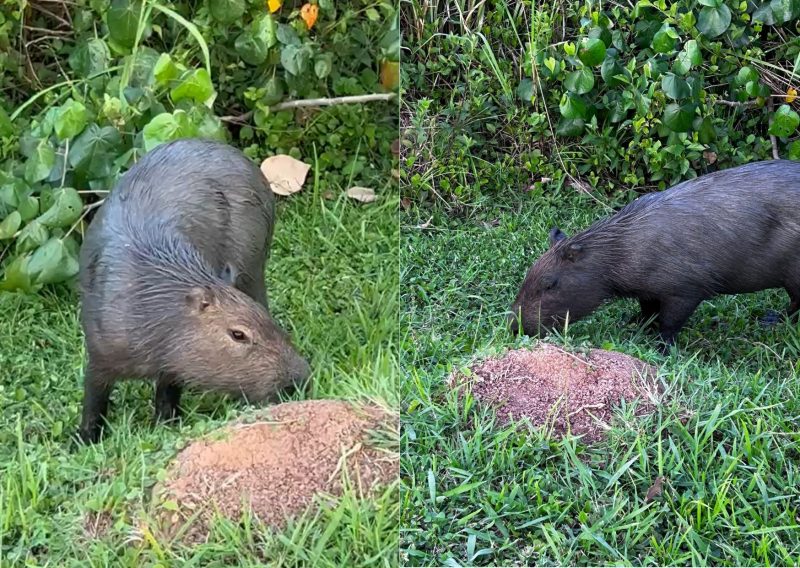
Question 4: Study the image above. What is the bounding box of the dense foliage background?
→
[0,0,399,291]
[401,0,800,206]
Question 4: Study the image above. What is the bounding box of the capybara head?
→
[509,227,609,336]
[165,279,310,401]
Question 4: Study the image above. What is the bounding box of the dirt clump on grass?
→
[151,400,397,544]
[454,344,660,442]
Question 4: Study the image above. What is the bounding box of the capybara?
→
[78,138,310,443]
[510,160,800,350]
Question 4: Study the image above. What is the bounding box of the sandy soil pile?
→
[455,344,660,442]
[151,399,397,543]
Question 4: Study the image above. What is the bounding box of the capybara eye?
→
[229,329,248,342]
[546,278,558,290]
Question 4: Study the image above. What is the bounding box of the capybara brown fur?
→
[78,138,310,443]
[510,160,800,350]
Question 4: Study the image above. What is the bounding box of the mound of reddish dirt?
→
[151,400,397,543]
[454,344,660,442]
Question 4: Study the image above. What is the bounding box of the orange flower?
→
[267,0,281,12]
[788,87,798,104]
[301,3,318,29]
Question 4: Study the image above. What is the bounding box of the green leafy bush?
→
[0,0,399,292]
[401,0,800,204]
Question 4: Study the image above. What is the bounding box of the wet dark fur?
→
[511,160,800,350]
[78,138,310,443]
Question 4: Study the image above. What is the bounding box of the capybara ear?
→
[220,263,239,286]
[186,287,214,312]
[562,243,584,262]
[549,227,568,247]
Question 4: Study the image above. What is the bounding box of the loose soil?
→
[453,343,660,442]
[151,399,398,544]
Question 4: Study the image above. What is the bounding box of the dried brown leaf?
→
[346,186,377,203]
[260,155,311,196]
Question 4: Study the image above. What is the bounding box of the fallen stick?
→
[220,93,396,124]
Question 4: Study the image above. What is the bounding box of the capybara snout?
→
[172,283,310,401]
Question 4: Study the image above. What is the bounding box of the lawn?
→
[0,183,400,566]
[399,190,800,566]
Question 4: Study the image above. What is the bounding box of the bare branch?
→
[220,93,396,124]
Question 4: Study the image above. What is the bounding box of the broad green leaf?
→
[587,26,612,48]
[696,116,716,143]
[517,78,535,103]
[281,44,313,76]
[37,187,83,228]
[787,140,800,160]
[662,73,690,99]
[556,118,585,136]
[0,255,35,293]
[753,3,776,24]
[127,47,160,88]
[698,0,722,6]
[55,99,89,140]
[578,38,606,66]
[559,93,588,119]
[737,66,759,85]
[142,111,196,151]
[18,195,39,221]
[769,104,800,137]
[24,143,56,183]
[153,53,180,85]
[209,0,245,24]
[601,57,628,86]
[235,15,277,66]
[195,113,227,142]
[687,75,704,98]
[0,211,21,239]
[697,4,731,38]
[315,54,333,80]
[68,38,111,76]
[0,105,12,137]
[769,0,800,23]
[107,0,142,50]
[673,40,701,75]
[663,102,697,131]
[261,76,285,106]
[70,124,123,179]
[0,181,24,210]
[171,69,215,103]
[564,68,594,94]
[277,23,301,46]
[17,220,49,253]
[652,25,678,53]
[28,237,80,284]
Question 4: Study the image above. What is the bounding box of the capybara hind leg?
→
[78,362,114,444]
[154,376,182,423]
[657,296,702,349]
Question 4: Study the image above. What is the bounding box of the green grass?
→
[0,182,400,566]
[399,192,800,566]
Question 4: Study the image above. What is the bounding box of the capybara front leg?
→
[657,296,702,351]
[78,361,114,444]
[154,375,182,423]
